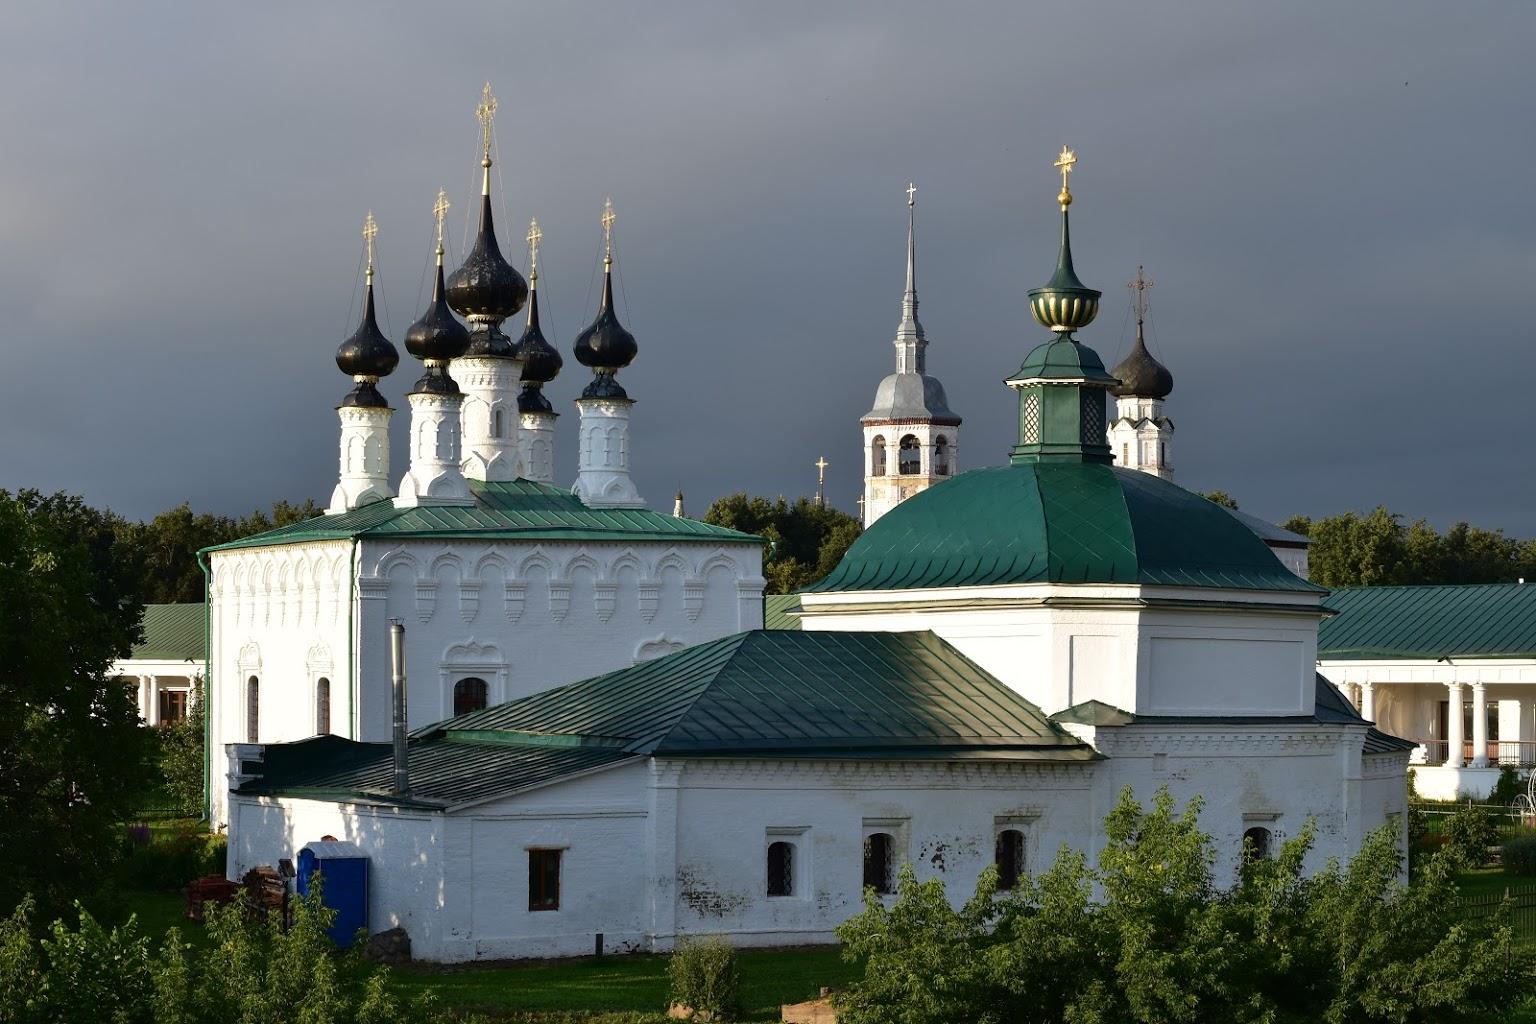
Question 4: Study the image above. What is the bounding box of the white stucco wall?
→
[209,537,764,829]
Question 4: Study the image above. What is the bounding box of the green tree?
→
[835,786,1532,1024]
[703,494,862,594]
[121,499,322,604]
[0,491,154,924]
[1201,490,1240,510]
[1283,506,1536,587]
[157,678,205,816]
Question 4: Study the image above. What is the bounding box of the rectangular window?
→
[528,849,561,911]
[158,689,188,725]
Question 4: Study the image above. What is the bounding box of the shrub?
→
[1503,835,1536,876]
[118,824,226,892]
[1490,766,1523,807]
[667,935,740,1021]
[1442,802,1500,863]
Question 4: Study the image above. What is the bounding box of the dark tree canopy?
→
[1282,506,1536,588]
[702,494,862,594]
[0,490,154,922]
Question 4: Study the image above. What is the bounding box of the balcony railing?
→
[1415,739,1536,767]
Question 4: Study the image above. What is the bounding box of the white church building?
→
[217,133,1411,961]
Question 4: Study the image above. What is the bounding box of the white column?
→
[138,675,152,723]
[328,403,394,513]
[1471,682,1490,767]
[146,675,160,726]
[396,390,473,507]
[452,355,522,481]
[1446,682,1465,768]
[1498,698,1523,765]
[1359,681,1375,722]
[571,397,643,508]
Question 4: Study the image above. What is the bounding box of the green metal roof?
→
[763,594,801,630]
[1319,584,1536,660]
[205,479,762,553]
[444,630,1091,758]
[806,463,1319,594]
[129,603,205,661]
[240,630,1093,809]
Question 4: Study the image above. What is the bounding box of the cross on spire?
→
[1054,146,1077,208]
[526,218,542,278]
[815,456,829,507]
[432,189,450,255]
[362,210,378,281]
[601,198,615,264]
[906,181,917,207]
[476,82,498,162]
[1128,265,1154,323]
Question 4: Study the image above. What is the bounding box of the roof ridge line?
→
[644,631,758,753]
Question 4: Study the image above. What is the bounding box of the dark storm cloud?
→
[2,2,1531,531]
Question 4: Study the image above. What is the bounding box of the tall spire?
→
[1009,147,1115,466]
[1110,265,1173,400]
[894,182,926,374]
[447,82,526,344]
[329,213,399,512]
[573,198,638,399]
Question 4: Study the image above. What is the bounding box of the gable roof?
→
[239,630,1094,810]
[1319,584,1536,661]
[129,603,205,662]
[205,479,761,553]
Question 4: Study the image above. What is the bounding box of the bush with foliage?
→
[154,679,207,817]
[1502,835,1536,877]
[117,822,226,892]
[0,886,437,1024]
[834,786,1531,1024]
[702,494,860,594]
[1489,765,1523,807]
[667,935,741,1021]
[1441,802,1500,864]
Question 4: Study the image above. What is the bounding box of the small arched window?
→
[995,829,1026,890]
[767,841,794,897]
[934,436,950,476]
[1242,826,1272,865]
[315,677,331,736]
[246,676,260,743]
[898,435,920,475]
[871,435,887,476]
[863,832,895,894]
[492,407,504,438]
[454,677,489,716]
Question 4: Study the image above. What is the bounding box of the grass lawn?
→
[388,946,856,1022]
[1456,865,1532,900]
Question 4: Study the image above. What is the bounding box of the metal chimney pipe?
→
[390,618,409,796]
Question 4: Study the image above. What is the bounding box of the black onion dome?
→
[405,262,472,363]
[516,285,563,386]
[572,271,637,371]
[1110,325,1174,399]
[336,281,399,380]
[446,193,528,338]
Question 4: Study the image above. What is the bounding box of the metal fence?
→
[1459,884,1536,944]
[1413,801,1533,843]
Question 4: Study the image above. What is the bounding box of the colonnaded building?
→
[201,99,1413,960]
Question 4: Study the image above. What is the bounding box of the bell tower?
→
[1108,266,1175,478]
[860,183,961,526]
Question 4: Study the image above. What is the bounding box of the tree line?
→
[1204,492,1536,589]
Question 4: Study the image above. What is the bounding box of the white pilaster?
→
[396,390,474,507]
[1359,680,1374,723]
[328,404,394,513]
[571,398,643,508]
[452,356,522,482]
[518,411,557,484]
[1446,682,1465,768]
[1498,698,1524,765]
[1471,682,1489,767]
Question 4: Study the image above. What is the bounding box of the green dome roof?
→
[808,463,1320,594]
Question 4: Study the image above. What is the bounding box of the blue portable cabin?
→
[296,840,369,947]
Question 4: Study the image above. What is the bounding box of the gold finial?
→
[475,82,498,164]
[526,217,542,281]
[362,210,378,283]
[432,188,450,263]
[1128,265,1153,322]
[600,197,616,266]
[1054,146,1077,208]
[906,181,917,207]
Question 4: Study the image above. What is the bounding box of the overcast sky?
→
[2,2,1532,533]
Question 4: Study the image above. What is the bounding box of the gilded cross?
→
[906,181,917,206]
[476,82,498,160]
[433,189,450,249]
[1054,146,1077,206]
[815,456,829,478]
[362,210,378,270]
[526,218,542,275]
[1128,265,1154,322]
[601,198,616,261]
